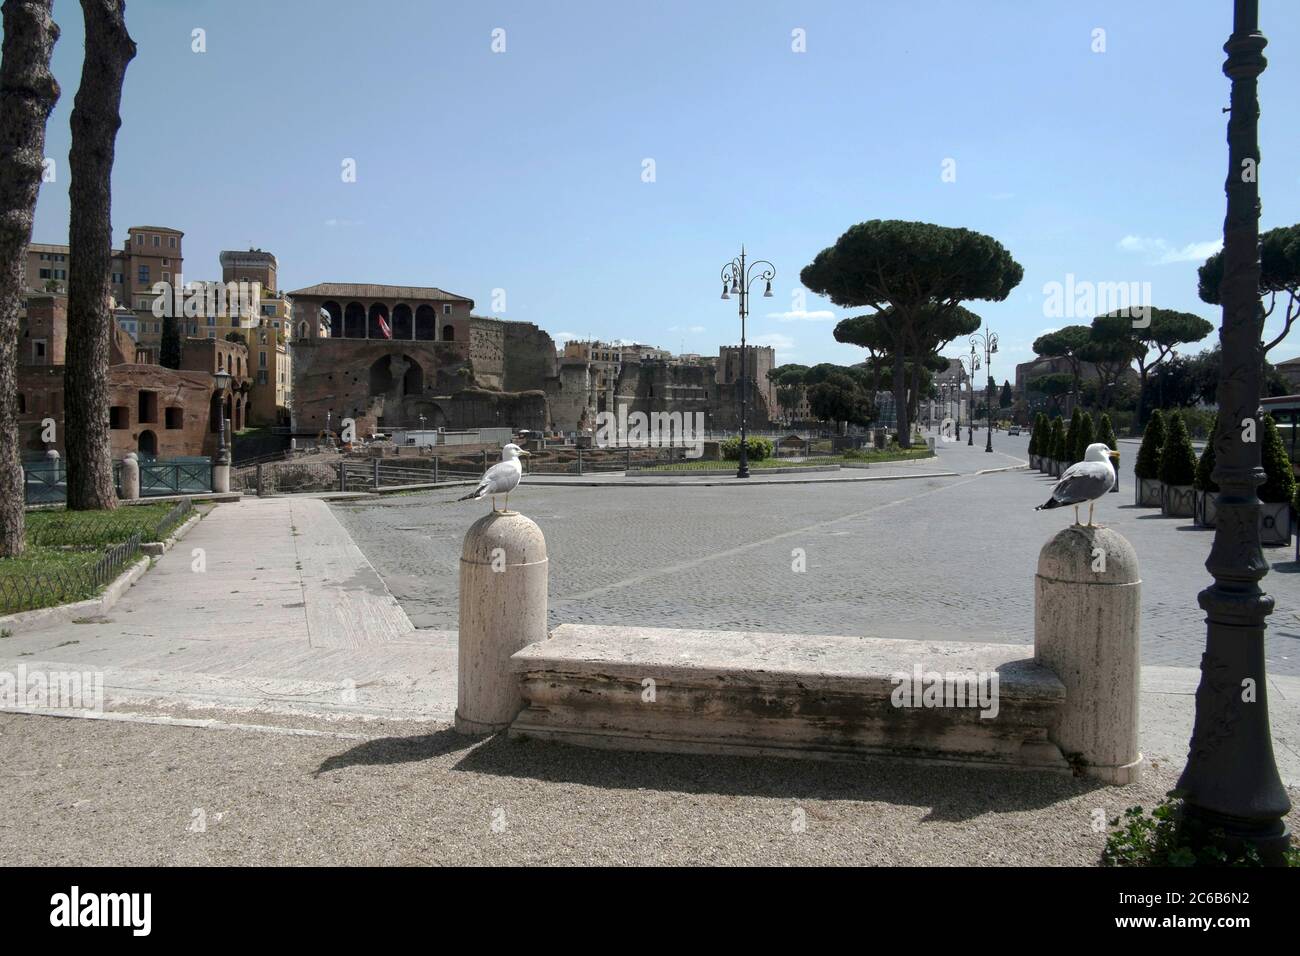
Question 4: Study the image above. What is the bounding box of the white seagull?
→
[458,443,531,512]
[1035,442,1116,527]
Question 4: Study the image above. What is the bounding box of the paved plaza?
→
[334,433,1300,678]
[2,435,1298,866]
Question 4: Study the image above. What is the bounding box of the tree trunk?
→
[893,350,910,447]
[64,0,134,510]
[0,0,60,555]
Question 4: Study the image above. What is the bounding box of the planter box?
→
[1029,454,1039,470]
[1194,489,1217,528]
[1109,451,1120,493]
[1161,483,1195,518]
[1260,500,1292,547]
[1135,477,1162,507]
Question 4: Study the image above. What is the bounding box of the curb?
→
[0,556,150,631]
[139,510,203,557]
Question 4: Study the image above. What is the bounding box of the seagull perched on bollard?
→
[458,443,531,512]
[1035,442,1117,527]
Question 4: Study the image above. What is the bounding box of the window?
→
[257,370,268,385]
[33,340,46,361]
[259,351,267,368]
[152,234,160,247]
[168,236,177,249]
[111,272,123,284]
[39,269,51,279]
[442,304,452,314]
[135,234,143,247]
[165,407,183,429]
[138,390,158,424]
[109,406,129,429]
[162,258,170,266]
[206,316,215,327]
[17,393,25,414]
[207,331,215,339]
[138,265,149,283]
[162,272,170,283]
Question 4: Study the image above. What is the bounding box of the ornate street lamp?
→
[1177,0,1291,864]
[720,246,775,479]
[971,330,998,453]
[213,369,231,465]
[958,349,981,446]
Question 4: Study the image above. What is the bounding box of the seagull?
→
[1035,442,1116,526]
[458,443,531,512]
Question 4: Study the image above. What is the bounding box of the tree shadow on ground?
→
[318,728,1108,823]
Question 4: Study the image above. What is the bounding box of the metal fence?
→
[0,532,142,614]
[23,458,213,503]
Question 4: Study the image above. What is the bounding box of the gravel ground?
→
[4,710,1295,866]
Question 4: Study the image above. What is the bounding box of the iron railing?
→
[0,532,142,614]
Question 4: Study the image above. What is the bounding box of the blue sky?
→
[27,0,1300,375]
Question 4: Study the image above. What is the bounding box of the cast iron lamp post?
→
[1177,0,1291,865]
[214,370,231,465]
[720,246,775,479]
[958,350,981,446]
[971,330,998,453]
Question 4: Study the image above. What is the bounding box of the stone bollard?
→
[211,458,231,493]
[120,452,141,500]
[1035,525,1142,784]
[455,510,548,735]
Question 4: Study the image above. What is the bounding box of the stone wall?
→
[17,363,220,459]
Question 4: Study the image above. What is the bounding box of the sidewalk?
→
[0,497,458,721]
[2,493,1295,785]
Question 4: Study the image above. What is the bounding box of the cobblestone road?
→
[333,433,1300,676]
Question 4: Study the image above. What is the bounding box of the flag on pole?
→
[378,314,392,339]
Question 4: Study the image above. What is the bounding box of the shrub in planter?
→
[1065,408,1082,465]
[1035,414,1052,471]
[1029,413,1046,468]
[1133,409,1165,507]
[1194,416,1219,528]
[1098,413,1120,493]
[720,436,774,462]
[1159,411,1197,517]
[1258,413,1295,546]
[1098,413,1118,451]
[1049,418,1066,476]
[1076,412,1095,463]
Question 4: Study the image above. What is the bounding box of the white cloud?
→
[1117,235,1222,264]
[553,331,579,343]
[688,325,705,334]
[767,309,834,322]
[323,218,363,228]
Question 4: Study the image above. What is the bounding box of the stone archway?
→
[415,305,436,341]
[320,301,342,337]
[392,303,413,340]
[368,354,424,401]
[344,301,366,338]
[138,429,158,457]
[368,303,390,339]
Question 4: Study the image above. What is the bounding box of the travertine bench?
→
[509,624,1069,771]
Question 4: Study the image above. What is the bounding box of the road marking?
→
[561,476,983,601]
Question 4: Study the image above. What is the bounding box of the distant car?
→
[1007,425,1022,436]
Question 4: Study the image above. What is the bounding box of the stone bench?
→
[510,624,1070,772]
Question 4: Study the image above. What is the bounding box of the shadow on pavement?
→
[308,732,1119,823]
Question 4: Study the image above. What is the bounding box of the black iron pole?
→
[985,373,994,453]
[1177,0,1291,865]
[738,247,749,479]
